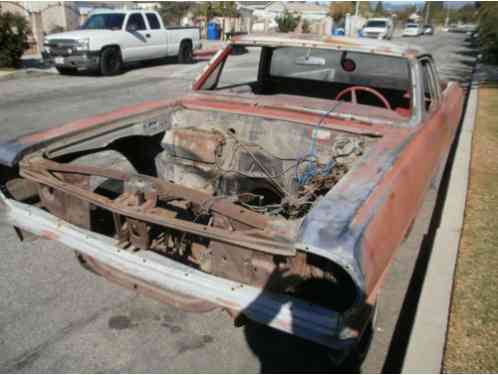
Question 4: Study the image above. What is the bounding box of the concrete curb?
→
[0,68,58,81]
[401,84,479,373]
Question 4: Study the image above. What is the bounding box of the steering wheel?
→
[335,86,392,110]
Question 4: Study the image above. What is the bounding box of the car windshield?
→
[82,13,125,30]
[406,24,418,28]
[366,20,387,28]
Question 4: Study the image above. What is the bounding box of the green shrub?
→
[0,11,30,68]
[276,11,300,33]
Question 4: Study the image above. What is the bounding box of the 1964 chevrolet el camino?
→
[0,35,464,363]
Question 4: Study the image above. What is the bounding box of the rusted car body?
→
[0,35,464,361]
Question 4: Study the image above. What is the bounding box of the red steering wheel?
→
[335,86,392,110]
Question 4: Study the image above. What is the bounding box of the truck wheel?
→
[100,47,122,76]
[178,41,193,64]
[56,67,76,75]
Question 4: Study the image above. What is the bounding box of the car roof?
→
[232,34,428,59]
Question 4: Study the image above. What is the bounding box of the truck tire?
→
[100,47,122,76]
[178,41,193,64]
[56,67,76,75]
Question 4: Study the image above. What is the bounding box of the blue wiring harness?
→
[295,102,343,187]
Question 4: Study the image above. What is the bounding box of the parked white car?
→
[42,9,201,75]
[360,18,394,40]
[402,23,423,37]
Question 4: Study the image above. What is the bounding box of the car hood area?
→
[45,29,116,42]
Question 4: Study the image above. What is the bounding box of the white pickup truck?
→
[42,9,201,75]
[360,18,394,40]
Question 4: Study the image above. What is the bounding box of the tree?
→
[192,2,238,21]
[328,2,353,22]
[477,2,498,63]
[429,2,446,25]
[396,4,418,23]
[374,2,385,17]
[0,11,30,68]
[275,10,300,33]
[159,2,192,25]
[456,3,478,23]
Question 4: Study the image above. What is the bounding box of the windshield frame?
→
[193,44,422,127]
[81,13,126,31]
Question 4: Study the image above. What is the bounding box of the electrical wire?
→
[295,101,344,186]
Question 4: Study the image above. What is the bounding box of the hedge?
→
[0,11,30,68]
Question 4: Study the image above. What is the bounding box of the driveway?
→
[0,32,476,373]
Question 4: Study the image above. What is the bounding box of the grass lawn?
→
[444,86,498,372]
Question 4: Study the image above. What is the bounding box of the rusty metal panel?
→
[162,128,225,163]
[0,193,346,350]
[38,173,91,229]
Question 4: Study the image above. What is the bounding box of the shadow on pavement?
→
[238,270,364,373]
[20,57,52,70]
[20,56,202,77]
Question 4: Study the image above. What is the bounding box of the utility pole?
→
[424,1,431,24]
[355,1,360,17]
[445,3,450,28]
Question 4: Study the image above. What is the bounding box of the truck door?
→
[122,13,151,62]
[145,12,167,59]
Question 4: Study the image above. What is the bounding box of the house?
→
[0,1,80,33]
[236,1,272,14]
[238,1,328,22]
[132,2,162,11]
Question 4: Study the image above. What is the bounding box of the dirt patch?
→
[444,86,498,372]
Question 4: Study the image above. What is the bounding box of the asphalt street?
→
[0,32,476,372]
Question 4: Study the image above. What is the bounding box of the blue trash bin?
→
[207,22,220,40]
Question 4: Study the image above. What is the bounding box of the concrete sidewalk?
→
[402,83,479,373]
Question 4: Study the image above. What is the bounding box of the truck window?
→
[365,20,387,28]
[82,13,125,30]
[127,13,146,31]
[146,13,161,30]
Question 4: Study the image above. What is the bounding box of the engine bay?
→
[156,109,366,220]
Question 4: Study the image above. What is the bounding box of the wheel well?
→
[180,39,192,48]
[100,45,121,55]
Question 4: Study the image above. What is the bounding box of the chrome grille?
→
[45,39,78,57]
